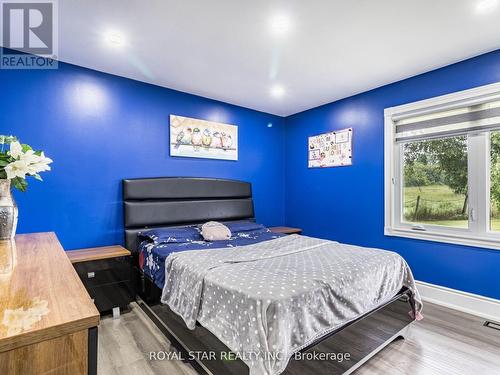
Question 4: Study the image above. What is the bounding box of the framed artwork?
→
[308,128,352,168]
[170,115,238,161]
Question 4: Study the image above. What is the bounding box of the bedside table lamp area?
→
[67,245,134,317]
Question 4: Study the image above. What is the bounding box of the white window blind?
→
[394,99,500,142]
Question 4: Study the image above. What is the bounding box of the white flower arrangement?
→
[0,135,53,192]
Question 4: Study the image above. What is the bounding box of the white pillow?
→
[201,221,231,241]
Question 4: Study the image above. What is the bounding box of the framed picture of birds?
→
[169,114,238,161]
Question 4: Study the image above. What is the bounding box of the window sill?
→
[384,226,500,251]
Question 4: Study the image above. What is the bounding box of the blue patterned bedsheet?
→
[138,225,284,289]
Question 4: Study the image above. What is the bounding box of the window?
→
[403,136,468,229]
[490,131,500,232]
[385,82,500,250]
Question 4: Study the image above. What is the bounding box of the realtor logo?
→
[0,0,58,69]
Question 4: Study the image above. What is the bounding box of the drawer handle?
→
[87,272,95,278]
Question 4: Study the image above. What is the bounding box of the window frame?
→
[384,82,500,251]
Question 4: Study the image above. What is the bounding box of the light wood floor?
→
[98,302,500,375]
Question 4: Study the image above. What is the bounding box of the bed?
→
[123,177,421,375]
[137,221,284,290]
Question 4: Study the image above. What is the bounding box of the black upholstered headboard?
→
[122,177,255,251]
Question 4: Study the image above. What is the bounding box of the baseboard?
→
[415,280,500,322]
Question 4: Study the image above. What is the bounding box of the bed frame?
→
[123,177,415,375]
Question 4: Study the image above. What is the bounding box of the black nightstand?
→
[67,245,134,316]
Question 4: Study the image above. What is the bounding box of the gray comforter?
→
[161,235,422,375]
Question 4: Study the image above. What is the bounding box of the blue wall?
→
[0,52,286,250]
[2,47,500,299]
[285,50,500,300]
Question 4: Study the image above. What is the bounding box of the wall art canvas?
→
[308,128,352,168]
[170,115,238,161]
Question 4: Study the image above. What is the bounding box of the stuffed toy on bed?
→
[201,221,231,241]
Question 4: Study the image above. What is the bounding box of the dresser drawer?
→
[74,256,131,288]
[88,281,134,313]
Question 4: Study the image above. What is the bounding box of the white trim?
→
[385,226,500,251]
[384,113,395,232]
[384,81,500,120]
[416,280,500,323]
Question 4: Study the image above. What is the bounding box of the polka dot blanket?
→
[161,234,422,375]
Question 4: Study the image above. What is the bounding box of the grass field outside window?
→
[404,184,500,230]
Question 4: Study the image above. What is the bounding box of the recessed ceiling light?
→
[104,30,125,47]
[476,0,498,13]
[270,14,291,36]
[270,84,285,98]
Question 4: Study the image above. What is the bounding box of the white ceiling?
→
[54,0,500,116]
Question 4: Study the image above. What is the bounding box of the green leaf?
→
[21,144,33,152]
[11,177,28,192]
[0,156,14,165]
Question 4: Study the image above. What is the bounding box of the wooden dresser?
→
[0,232,100,375]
